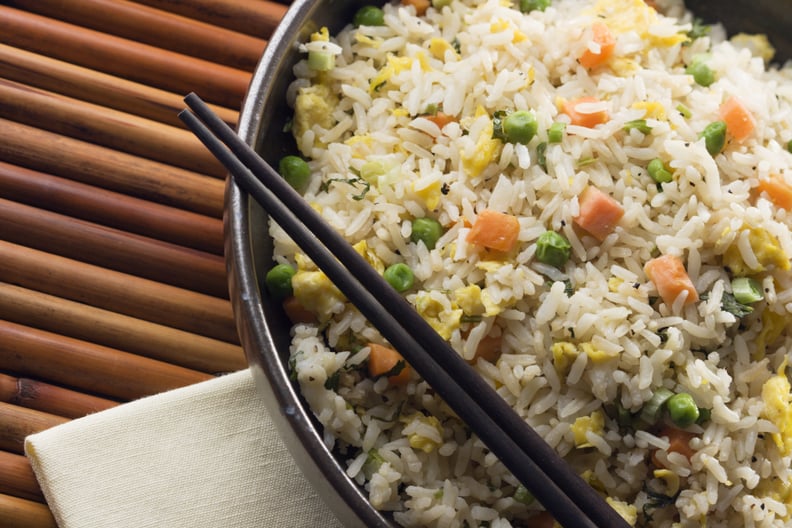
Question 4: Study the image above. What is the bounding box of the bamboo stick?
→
[0,373,118,420]
[0,403,68,455]
[0,493,56,528]
[0,241,240,344]
[0,321,213,402]
[0,119,225,217]
[0,6,250,109]
[0,78,225,177]
[0,282,246,374]
[0,161,224,255]
[0,451,43,503]
[131,0,288,38]
[0,44,238,128]
[4,0,268,71]
[0,198,229,299]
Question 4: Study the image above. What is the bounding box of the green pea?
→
[519,0,550,13]
[699,120,727,156]
[410,217,444,250]
[265,263,296,300]
[547,121,566,143]
[667,392,700,428]
[686,61,715,87]
[383,263,414,292]
[353,5,385,27]
[787,139,792,153]
[278,155,311,192]
[512,484,535,505]
[647,158,673,184]
[502,110,538,145]
[535,231,571,268]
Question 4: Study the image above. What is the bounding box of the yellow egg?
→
[413,292,462,340]
[761,360,792,455]
[723,226,791,275]
[291,270,346,322]
[571,410,605,448]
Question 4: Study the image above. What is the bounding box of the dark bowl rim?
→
[225,0,394,526]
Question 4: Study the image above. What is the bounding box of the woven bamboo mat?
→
[0,1,288,525]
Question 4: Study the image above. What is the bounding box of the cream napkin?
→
[25,369,344,528]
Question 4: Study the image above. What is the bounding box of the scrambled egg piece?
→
[460,106,501,179]
[291,269,345,322]
[552,341,618,374]
[369,52,431,93]
[606,497,638,526]
[402,413,443,453]
[571,410,605,448]
[731,33,775,63]
[756,309,788,360]
[761,360,792,456]
[353,240,385,274]
[413,179,442,210]
[590,0,687,48]
[489,18,527,43]
[293,84,338,155]
[631,101,666,120]
[552,341,578,374]
[428,37,457,60]
[723,226,791,275]
[653,469,681,496]
[413,291,462,340]
[453,284,502,318]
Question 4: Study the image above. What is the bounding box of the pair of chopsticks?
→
[179,92,628,528]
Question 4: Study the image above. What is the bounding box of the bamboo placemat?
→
[0,1,289,526]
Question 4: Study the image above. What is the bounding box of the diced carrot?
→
[401,0,429,15]
[282,295,317,324]
[757,174,792,210]
[367,343,411,385]
[466,209,521,252]
[644,254,699,307]
[579,22,615,69]
[469,334,503,364]
[719,96,755,141]
[562,96,609,128]
[652,426,697,468]
[424,112,457,130]
[573,185,624,241]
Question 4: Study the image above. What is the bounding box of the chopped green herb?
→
[536,141,547,171]
[378,359,406,379]
[519,0,550,13]
[363,449,386,478]
[701,291,754,317]
[686,18,712,42]
[676,104,692,119]
[324,369,342,390]
[320,176,371,200]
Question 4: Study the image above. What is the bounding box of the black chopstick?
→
[180,92,629,528]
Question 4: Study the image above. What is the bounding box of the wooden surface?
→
[0,1,289,524]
